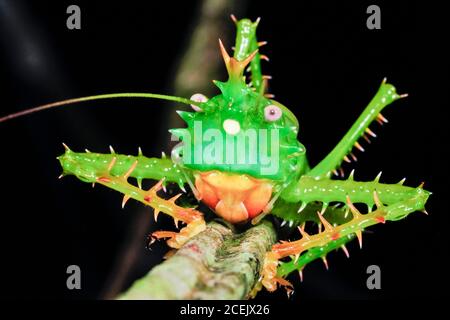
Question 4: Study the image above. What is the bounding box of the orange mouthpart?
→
[194,171,273,223]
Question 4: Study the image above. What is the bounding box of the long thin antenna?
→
[0,92,202,123]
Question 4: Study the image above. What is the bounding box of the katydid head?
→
[170,41,306,223]
[171,40,306,181]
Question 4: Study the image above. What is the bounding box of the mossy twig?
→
[118,220,276,300]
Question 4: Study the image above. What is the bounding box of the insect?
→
[0,15,430,294]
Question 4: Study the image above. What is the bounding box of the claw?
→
[163,249,177,260]
[151,218,206,249]
[285,287,294,299]
[275,277,293,291]
[146,235,156,249]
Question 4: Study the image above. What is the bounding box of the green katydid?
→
[0,16,430,293]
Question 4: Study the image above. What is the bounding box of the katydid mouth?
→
[194,170,273,223]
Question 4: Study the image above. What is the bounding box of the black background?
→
[0,0,447,302]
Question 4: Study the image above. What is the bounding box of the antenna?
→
[0,92,204,123]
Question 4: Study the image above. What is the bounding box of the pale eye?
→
[264,105,282,121]
[190,93,208,112]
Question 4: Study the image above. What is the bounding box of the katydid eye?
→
[264,105,282,121]
[190,93,207,112]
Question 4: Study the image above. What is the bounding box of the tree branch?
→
[117,220,276,300]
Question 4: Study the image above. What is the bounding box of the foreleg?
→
[58,146,205,248]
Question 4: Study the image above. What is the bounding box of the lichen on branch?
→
[117,220,276,300]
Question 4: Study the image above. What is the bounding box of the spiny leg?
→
[262,203,354,292]
[282,171,428,208]
[263,174,430,291]
[262,223,357,292]
[94,172,205,249]
[231,15,270,95]
[307,79,408,179]
[58,146,205,248]
[59,145,187,189]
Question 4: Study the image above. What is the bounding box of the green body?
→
[54,17,430,289]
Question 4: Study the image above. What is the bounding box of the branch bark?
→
[117,220,276,300]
